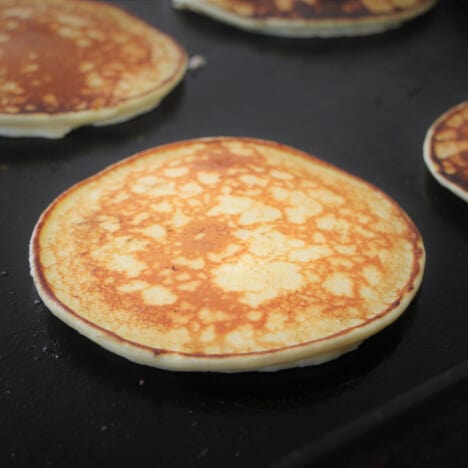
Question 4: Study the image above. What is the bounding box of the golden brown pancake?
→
[424,101,468,202]
[0,0,187,138]
[30,137,425,372]
[172,0,437,37]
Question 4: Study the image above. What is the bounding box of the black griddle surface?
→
[1,1,467,467]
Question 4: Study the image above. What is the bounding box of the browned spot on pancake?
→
[0,0,185,115]
[429,102,468,193]
[32,138,424,358]
[198,0,435,20]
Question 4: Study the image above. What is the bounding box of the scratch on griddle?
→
[198,447,209,458]
[407,86,423,99]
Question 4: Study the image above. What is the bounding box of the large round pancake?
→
[423,101,468,202]
[30,137,425,372]
[172,0,437,37]
[0,0,187,138]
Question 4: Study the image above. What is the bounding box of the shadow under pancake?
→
[43,295,419,412]
[445,0,468,32]
[423,170,468,236]
[0,80,186,167]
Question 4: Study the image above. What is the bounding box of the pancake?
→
[0,0,187,138]
[30,137,425,372]
[423,101,468,202]
[172,0,437,37]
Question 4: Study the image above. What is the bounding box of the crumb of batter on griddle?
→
[188,54,207,72]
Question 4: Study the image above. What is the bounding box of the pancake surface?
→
[172,0,437,37]
[424,101,468,202]
[30,137,425,372]
[0,0,186,138]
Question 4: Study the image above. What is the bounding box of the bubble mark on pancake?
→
[0,0,187,136]
[425,101,468,200]
[34,138,424,361]
[172,0,437,39]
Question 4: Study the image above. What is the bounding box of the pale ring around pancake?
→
[423,101,468,202]
[0,0,187,138]
[30,137,425,372]
[172,0,437,38]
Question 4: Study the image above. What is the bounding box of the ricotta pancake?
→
[30,137,425,372]
[172,0,437,37]
[0,0,187,138]
[424,101,468,202]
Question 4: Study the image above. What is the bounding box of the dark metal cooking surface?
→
[1,1,467,467]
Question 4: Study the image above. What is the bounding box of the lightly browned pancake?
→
[172,0,437,37]
[30,137,425,372]
[423,101,468,202]
[0,0,187,138]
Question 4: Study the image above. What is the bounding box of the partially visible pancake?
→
[30,137,425,372]
[0,0,187,138]
[424,101,468,202]
[172,0,437,37]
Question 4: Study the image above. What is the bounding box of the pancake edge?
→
[0,1,187,138]
[423,101,468,203]
[30,136,426,372]
[172,0,437,37]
